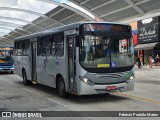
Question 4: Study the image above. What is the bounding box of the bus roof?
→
[14,22,130,41]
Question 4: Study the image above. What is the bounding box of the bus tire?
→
[22,70,31,85]
[57,76,67,98]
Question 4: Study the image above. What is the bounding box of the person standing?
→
[140,55,143,66]
[155,54,160,67]
[137,56,142,69]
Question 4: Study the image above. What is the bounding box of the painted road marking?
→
[22,88,33,93]
[115,93,160,105]
[48,98,68,108]
[8,81,16,86]
[0,79,16,86]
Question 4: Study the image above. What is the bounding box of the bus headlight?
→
[79,76,94,86]
[126,75,134,84]
[130,76,134,80]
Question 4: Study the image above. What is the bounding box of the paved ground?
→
[0,66,160,120]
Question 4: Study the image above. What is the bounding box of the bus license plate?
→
[106,86,116,90]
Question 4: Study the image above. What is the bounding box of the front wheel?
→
[57,76,68,98]
[22,70,31,85]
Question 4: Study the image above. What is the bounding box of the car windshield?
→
[79,35,134,68]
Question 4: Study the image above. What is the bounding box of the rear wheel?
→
[22,70,31,85]
[57,76,68,97]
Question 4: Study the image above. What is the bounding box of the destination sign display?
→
[83,23,131,33]
[0,48,13,51]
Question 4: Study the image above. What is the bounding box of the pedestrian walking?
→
[148,56,153,70]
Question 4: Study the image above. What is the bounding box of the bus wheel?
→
[22,70,31,85]
[57,76,67,98]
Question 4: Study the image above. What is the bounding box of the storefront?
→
[135,16,160,65]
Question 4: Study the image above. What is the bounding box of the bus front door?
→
[31,41,37,83]
[67,36,77,92]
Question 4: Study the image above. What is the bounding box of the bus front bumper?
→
[78,79,135,95]
[0,68,15,73]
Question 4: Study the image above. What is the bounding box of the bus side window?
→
[41,37,47,56]
[38,36,50,56]
[50,35,56,56]
[54,33,64,56]
[17,41,23,56]
[23,39,30,56]
[37,37,41,56]
[15,41,18,55]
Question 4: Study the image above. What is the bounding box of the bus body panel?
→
[36,56,67,88]
[23,56,31,80]
[14,56,23,77]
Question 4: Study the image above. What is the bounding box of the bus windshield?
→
[79,35,134,68]
[0,47,14,65]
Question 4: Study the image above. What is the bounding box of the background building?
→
[134,16,160,65]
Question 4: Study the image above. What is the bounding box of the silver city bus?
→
[14,22,135,97]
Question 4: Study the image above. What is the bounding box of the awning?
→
[134,42,160,50]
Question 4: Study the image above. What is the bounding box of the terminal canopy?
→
[135,42,160,50]
[0,0,160,45]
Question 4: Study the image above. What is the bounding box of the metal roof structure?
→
[69,0,160,23]
[1,0,160,45]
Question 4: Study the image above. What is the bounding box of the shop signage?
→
[138,17,159,44]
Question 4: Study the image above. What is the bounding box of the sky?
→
[0,0,95,37]
[0,0,57,36]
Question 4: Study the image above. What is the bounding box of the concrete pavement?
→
[135,64,160,73]
[0,66,160,119]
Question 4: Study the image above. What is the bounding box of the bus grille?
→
[2,69,11,70]
[91,71,130,79]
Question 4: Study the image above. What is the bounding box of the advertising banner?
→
[138,17,159,44]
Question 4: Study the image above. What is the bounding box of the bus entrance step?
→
[32,80,37,85]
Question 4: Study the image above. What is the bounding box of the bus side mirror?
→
[76,35,81,47]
